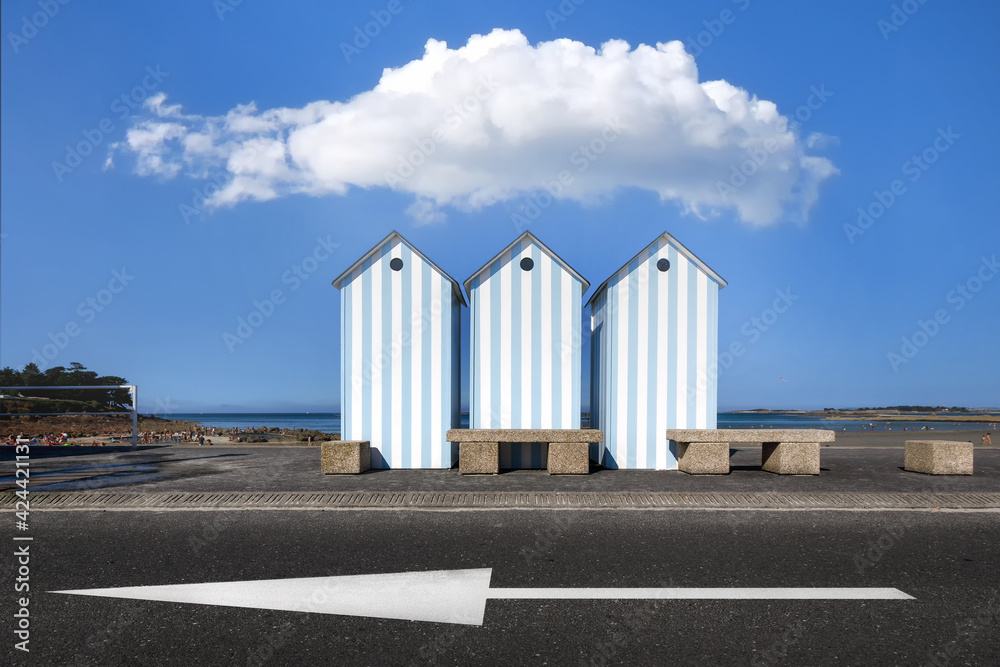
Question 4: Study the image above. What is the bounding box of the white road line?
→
[488,588,915,600]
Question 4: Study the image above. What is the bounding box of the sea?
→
[165,412,998,434]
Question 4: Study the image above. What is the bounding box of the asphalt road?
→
[7,509,999,666]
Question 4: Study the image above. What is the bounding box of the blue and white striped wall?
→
[589,233,726,470]
[466,232,588,469]
[334,232,464,469]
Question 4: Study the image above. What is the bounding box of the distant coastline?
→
[723,408,1000,423]
[5,409,997,444]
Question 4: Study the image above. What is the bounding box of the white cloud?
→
[406,198,448,226]
[110,28,836,225]
[806,132,839,150]
[144,92,184,118]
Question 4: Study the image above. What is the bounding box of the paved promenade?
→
[4,430,998,509]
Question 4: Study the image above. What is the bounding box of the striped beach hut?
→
[333,231,465,469]
[465,231,589,468]
[588,232,726,469]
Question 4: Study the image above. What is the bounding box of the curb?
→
[5,490,1000,510]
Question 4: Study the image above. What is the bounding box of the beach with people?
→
[0,413,340,447]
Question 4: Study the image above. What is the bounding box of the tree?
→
[0,366,21,388]
[0,362,130,412]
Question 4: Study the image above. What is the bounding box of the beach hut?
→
[588,232,726,469]
[333,231,465,469]
[465,231,589,468]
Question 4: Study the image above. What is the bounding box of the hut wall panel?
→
[469,239,584,468]
[592,237,720,470]
[340,236,458,469]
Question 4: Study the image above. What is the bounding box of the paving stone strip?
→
[4,491,1000,510]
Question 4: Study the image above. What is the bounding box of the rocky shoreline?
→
[0,413,340,445]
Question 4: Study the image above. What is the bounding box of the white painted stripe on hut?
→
[521,248,532,429]
[390,243,402,468]
[674,249,689,429]
[635,257,649,468]
[430,269,443,469]
[540,255,553,428]
[696,269,709,429]
[410,249,422,468]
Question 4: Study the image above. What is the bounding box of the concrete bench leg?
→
[905,440,973,475]
[547,442,590,474]
[677,441,730,474]
[321,441,371,474]
[459,442,499,475]
[762,442,820,475]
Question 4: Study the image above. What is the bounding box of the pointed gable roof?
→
[586,231,727,307]
[332,230,467,307]
[463,231,590,297]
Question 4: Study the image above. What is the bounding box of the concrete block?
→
[762,442,820,475]
[677,441,730,474]
[459,442,499,475]
[547,442,590,474]
[905,440,973,475]
[321,440,370,474]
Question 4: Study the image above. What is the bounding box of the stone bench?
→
[446,429,604,475]
[321,440,371,474]
[904,440,973,475]
[666,429,836,475]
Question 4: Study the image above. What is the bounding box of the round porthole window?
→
[656,258,670,272]
[390,258,404,271]
[520,257,534,271]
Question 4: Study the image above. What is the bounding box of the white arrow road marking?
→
[52,568,915,626]
[54,569,494,626]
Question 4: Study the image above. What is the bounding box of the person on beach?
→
[986,433,993,445]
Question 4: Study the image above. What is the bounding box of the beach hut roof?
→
[463,231,590,297]
[585,231,728,307]
[332,230,467,307]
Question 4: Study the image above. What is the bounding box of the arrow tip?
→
[52,568,495,626]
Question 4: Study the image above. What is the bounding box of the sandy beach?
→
[778,429,995,448]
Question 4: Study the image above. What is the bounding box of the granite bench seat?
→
[665,429,836,475]
[446,429,604,475]
[904,440,974,475]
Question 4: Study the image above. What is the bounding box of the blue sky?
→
[2,0,997,413]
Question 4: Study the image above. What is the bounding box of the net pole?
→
[130,385,138,448]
